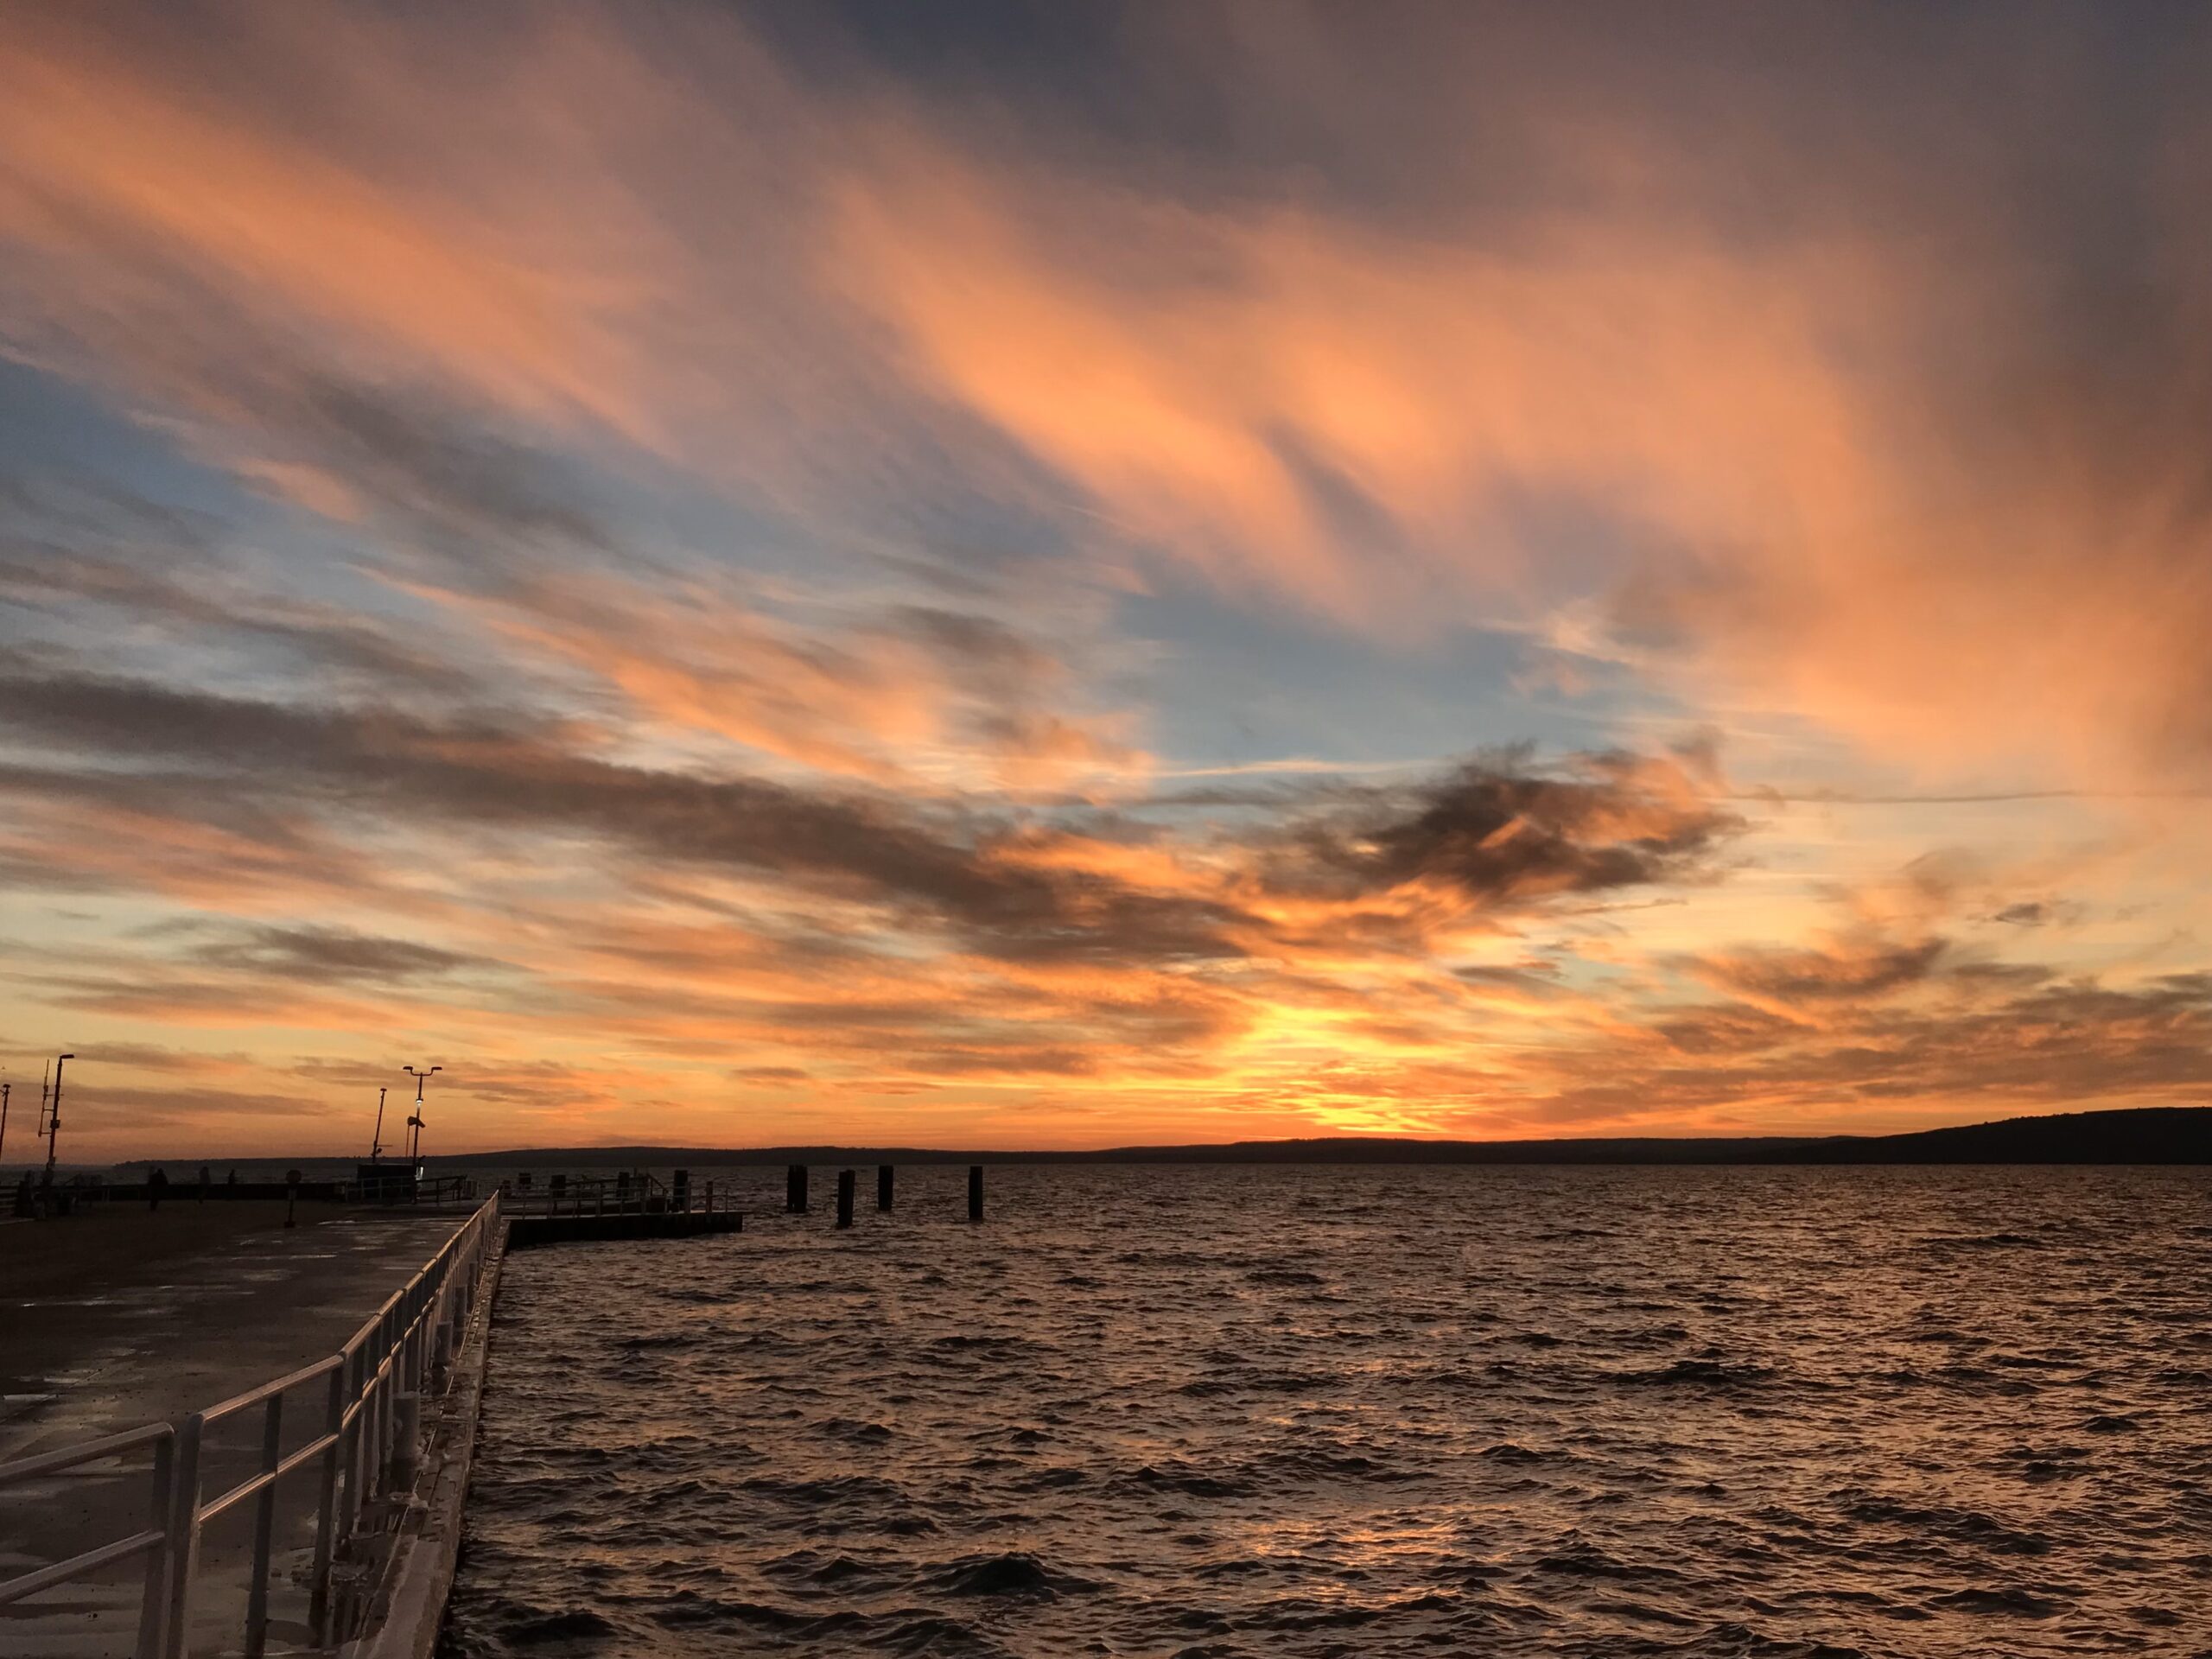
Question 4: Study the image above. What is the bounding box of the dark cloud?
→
[1629,973,2212,1116]
[1648,1003,1802,1058]
[728,1065,810,1084]
[61,1041,248,1071]
[1696,938,1948,1004]
[0,544,477,697]
[187,924,486,984]
[889,605,1054,686]
[289,376,614,557]
[0,664,1249,963]
[1452,961,1568,997]
[33,1084,339,1130]
[1276,747,1739,904]
[0,668,1730,974]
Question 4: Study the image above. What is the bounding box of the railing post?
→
[133,1431,175,1659]
[160,1414,204,1659]
[245,1392,283,1658]
[310,1363,345,1644]
[390,1393,422,1487]
[338,1349,363,1535]
[365,1363,385,1506]
[378,1311,397,1487]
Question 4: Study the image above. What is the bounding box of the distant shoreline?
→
[100,1105,2212,1170]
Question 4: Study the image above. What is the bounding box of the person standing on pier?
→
[147,1166,168,1211]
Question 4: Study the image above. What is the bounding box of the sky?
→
[4,1,2212,1160]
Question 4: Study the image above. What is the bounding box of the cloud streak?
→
[4,3,2211,1154]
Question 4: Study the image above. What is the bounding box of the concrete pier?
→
[2,1203,466,1458]
[0,1201,472,1656]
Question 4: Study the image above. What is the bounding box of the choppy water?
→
[442,1164,2212,1658]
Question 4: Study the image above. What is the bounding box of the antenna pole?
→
[43,1053,72,1192]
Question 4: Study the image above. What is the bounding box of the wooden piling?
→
[836,1168,855,1228]
[877,1164,894,1211]
[786,1163,808,1213]
[968,1163,983,1222]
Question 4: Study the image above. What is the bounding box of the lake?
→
[442,1163,2212,1657]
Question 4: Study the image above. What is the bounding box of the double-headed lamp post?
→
[402,1065,440,1168]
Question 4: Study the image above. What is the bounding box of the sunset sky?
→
[5,3,2212,1160]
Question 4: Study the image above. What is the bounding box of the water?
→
[442,1164,2212,1657]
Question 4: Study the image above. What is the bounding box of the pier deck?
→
[2,1202,467,1460]
[0,1201,471,1656]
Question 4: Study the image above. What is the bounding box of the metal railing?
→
[346,1173,478,1211]
[501,1170,713,1217]
[0,1194,499,1657]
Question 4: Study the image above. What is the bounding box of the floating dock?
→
[505,1209,744,1249]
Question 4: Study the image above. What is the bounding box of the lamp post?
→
[41,1053,73,1194]
[402,1065,440,1170]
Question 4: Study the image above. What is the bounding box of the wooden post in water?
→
[968,1163,983,1223]
[836,1168,855,1228]
[786,1164,808,1213]
[877,1163,894,1211]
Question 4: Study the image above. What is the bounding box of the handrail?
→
[200,1354,342,1427]
[0,1421,170,1482]
[499,1166,726,1219]
[0,1192,499,1658]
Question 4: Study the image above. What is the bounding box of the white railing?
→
[0,1194,499,1657]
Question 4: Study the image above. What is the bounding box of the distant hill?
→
[1740,1105,2212,1165]
[423,1106,2212,1168]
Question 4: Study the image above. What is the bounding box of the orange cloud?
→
[9,5,2212,1157]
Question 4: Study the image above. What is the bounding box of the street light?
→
[402,1065,440,1168]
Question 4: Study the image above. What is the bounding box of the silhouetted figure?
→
[198,1164,211,1202]
[226,1167,237,1185]
[148,1167,169,1211]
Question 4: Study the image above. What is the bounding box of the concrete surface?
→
[0,1202,467,1657]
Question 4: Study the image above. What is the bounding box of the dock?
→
[506,1208,743,1249]
[0,1196,498,1659]
[0,1162,887,1657]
